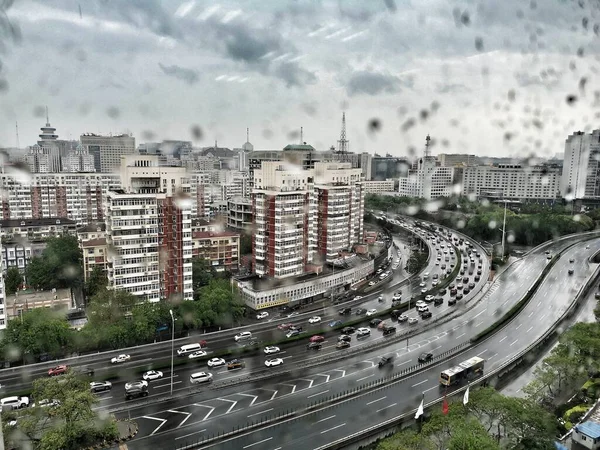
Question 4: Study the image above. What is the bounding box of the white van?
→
[190,372,213,384]
[234,331,252,342]
[177,343,202,356]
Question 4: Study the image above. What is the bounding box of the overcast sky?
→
[1,0,600,159]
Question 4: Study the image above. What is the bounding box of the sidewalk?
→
[99,420,137,449]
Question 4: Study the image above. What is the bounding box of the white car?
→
[188,350,208,359]
[421,288,427,294]
[142,370,163,381]
[190,372,213,384]
[432,281,439,287]
[366,309,377,316]
[419,282,426,287]
[265,358,284,367]
[33,399,60,408]
[408,317,419,325]
[234,331,252,342]
[110,354,131,364]
[415,300,427,308]
[264,346,280,355]
[1,396,29,410]
[308,316,321,324]
[417,305,429,313]
[256,312,269,320]
[356,327,371,337]
[207,358,226,368]
[369,281,376,286]
[425,295,434,302]
[124,380,148,390]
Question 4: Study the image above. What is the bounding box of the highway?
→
[113,236,596,449]
[0,228,457,393]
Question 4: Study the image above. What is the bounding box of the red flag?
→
[442,396,449,415]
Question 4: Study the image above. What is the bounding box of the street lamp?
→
[500,201,508,262]
[169,309,174,397]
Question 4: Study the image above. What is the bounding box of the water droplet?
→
[460,11,470,26]
[368,118,382,132]
[142,130,156,140]
[33,106,46,118]
[566,94,578,105]
[263,129,274,140]
[577,47,585,57]
[107,107,120,119]
[419,110,429,121]
[0,79,8,93]
[507,90,516,102]
[191,125,203,141]
[401,118,415,132]
[580,77,588,93]
[5,162,32,185]
[475,37,484,51]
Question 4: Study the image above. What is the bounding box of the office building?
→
[227,196,252,231]
[64,144,95,172]
[371,155,410,180]
[80,133,136,173]
[105,155,193,303]
[561,130,600,199]
[462,164,560,200]
[252,160,364,279]
[0,249,6,329]
[361,179,395,194]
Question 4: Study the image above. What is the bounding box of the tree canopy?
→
[4,266,23,295]
[25,235,83,291]
[84,265,107,299]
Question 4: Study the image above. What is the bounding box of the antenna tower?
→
[424,134,431,158]
[337,112,349,161]
[15,122,20,149]
[300,127,303,144]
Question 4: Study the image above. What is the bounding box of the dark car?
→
[370,318,383,328]
[418,352,433,363]
[448,297,457,306]
[382,326,397,336]
[463,288,470,295]
[433,297,443,306]
[336,341,350,350]
[474,275,481,282]
[456,293,463,300]
[421,311,432,319]
[342,326,356,334]
[306,342,322,351]
[391,300,403,308]
[438,289,447,296]
[227,359,246,370]
[390,309,401,320]
[468,282,475,289]
[125,384,148,401]
[338,308,352,316]
[355,308,367,316]
[476,270,482,275]
[378,356,394,368]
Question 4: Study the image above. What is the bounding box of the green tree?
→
[86,289,138,326]
[84,266,107,299]
[195,279,245,327]
[2,308,73,362]
[25,235,83,291]
[376,429,433,450]
[5,370,118,450]
[240,233,252,255]
[192,257,214,294]
[4,266,23,295]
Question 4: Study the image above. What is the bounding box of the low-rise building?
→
[361,179,395,194]
[5,288,74,322]
[572,421,600,450]
[192,229,240,272]
[76,222,106,242]
[81,238,108,282]
[0,218,77,241]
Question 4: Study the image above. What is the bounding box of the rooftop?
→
[575,421,600,439]
[193,231,240,239]
[81,238,107,247]
[283,144,316,151]
[77,222,106,233]
[0,218,76,228]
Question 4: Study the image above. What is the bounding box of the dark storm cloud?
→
[222,25,282,64]
[158,63,199,85]
[273,62,317,87]
[346,71,402,96]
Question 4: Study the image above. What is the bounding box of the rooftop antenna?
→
[246,127,249,143]
[45,106,49,125]
[300,127,303,145]
[15,121,20,149]
[337,112,349,161]
[425,134,431,158]
[214,140,217,150]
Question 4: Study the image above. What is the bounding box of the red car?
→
[277,323,294,331]
[309,335,325,343]
[48,365,68,376]
[200,340,208,348]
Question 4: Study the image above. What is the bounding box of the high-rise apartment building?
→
[80,133,136,173]
[105,155,193,303]
[398,156,454,200]
[252,161,363,279]
[64,144,95,172]
[561,130,600,199]
[0,249,5,329]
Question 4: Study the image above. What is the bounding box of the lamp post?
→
[500,201,507,262]
[169,309,174,397]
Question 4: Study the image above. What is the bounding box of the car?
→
[1,396,29,410]
[417,305,429,313]
[587,245,590,249]
[433,297,443,306]
[546,254,552,260]
[568,269,574,275]
[356,327,371,337]
[378,356,394,368]
[309,335,325,343]
[474,275,481,282]
[277,323,294,331]
[142,370,163,381]
[329,320,343,327]
[366,309,377,316]
[370,318,383,327]
[341,326,356,334]
[124,380,148,391]
[392,292,402,300]
[424,295,434,302]
[286,329,301,338]
[468,282,475,289]
[338,307,352,315]
[391,299,403,307]
[234,331,252,342]
[377,295,384,303]
[48,365,68,376]
[570,258,575,263]
[448,297,457,306]
[338,334,352,342]
[264,346,280,354]
[419,282,426,287]
[33,399,61,408]
[421,288,427,294]
[190,372,213,384]
[382,326,397,336]
[287,312,299,318]
[408,317,418,325]
[418,352,434,363]
[306,342,322,351]
[457,284,463,290]
[432,280,439,287]
[265,358,284,367]
[308,316,321,324]
[256,311,269,320]
[355,308,367,316]
[463,288,470,295]
[415,299,427,307]
[456,293,464,300]
[90,381,112,393]
[111,354,131,364]
[227,359,246,370]
[368,281,376,286]
[207,358,226,368]
[188,350,208,359]
[397,314,409,322]
[336,341,350,349]
[421,311,432,319]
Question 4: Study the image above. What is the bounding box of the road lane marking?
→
[356,374,374,382]
[142,416,167,436]
[488,353,498,360]
[243,437,273,448]
[366,396,386,406]
[396,359,412,366]
[270,390,278,401]
[510,339,518,347]
[477,349,487,356]
[332,369,346,377]
[515,324,522,330]
[499,336,507,343]
[316,415,336,423]
[424,385,438,393]
[456,333,465,339]
[153,381,182,389]
[541,314,546,319]
[280,383,296,394]
[174,429,206,441]
[297,379,314,389]
[527,326,533,332]
[247,408,273,418]
[194,404,215,421]
[528,311,534,317]
[411,379,428,388]
[316,374,331,383]
[217,398,238,414]
[237,393,258,406]
[320,423,347,434]
[307,390,329,399]
[167,410,192,428]
[375,401,398,413]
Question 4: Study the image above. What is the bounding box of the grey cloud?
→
[273,62,317,88]
[223,26,281,64]
[346,71,402,96]
[158,63,199,85]
[436,83,471,94]
[514,70,561,88]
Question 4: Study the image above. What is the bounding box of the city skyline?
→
[0,0,599,159]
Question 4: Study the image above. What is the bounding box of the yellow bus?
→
[439,356,485,386]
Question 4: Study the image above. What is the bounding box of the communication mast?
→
[337,112,349,161]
